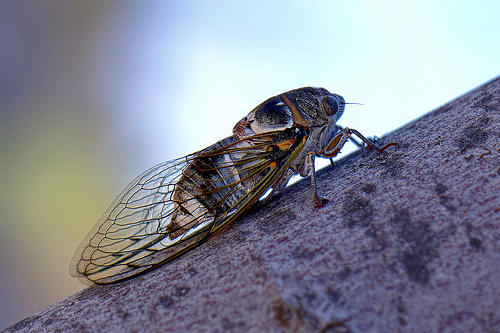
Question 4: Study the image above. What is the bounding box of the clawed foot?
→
[313,194,329,208]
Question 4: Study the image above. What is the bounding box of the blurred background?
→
[1,0,499,328]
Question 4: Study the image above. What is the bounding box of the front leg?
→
[307,153,327,207]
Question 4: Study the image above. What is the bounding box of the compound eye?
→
[322,95,339,116]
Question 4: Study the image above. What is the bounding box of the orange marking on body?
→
[280,93,312,127]
[277,138,296,150]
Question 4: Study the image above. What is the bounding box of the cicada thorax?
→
[234,87,347,175]
[168,126,305,239]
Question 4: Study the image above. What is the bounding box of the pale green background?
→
[1,0,499,328]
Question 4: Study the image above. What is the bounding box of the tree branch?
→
[5,76,500,333]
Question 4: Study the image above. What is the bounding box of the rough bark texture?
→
[5,77,500,333]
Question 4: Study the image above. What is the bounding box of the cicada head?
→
[233,87,345,139]
[284,87,345,128]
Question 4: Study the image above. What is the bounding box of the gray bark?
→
[5,77,500,333]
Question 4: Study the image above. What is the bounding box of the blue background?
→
[1,1,499,328]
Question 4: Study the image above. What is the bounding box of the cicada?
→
[70,87,395,285]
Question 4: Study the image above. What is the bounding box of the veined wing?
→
[69,156,197,285]
[70,129,306,285]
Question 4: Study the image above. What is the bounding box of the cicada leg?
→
[346,128,398,152]
[324,126,397,158]
[307,153,328,207]
[317,127,397,207]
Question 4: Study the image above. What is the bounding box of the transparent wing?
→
[70,130,306,285]
[70,156,197,285]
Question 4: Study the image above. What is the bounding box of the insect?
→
[70,87,396,285]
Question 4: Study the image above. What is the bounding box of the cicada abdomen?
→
[70,87,395,285]
[170,127,306,235]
